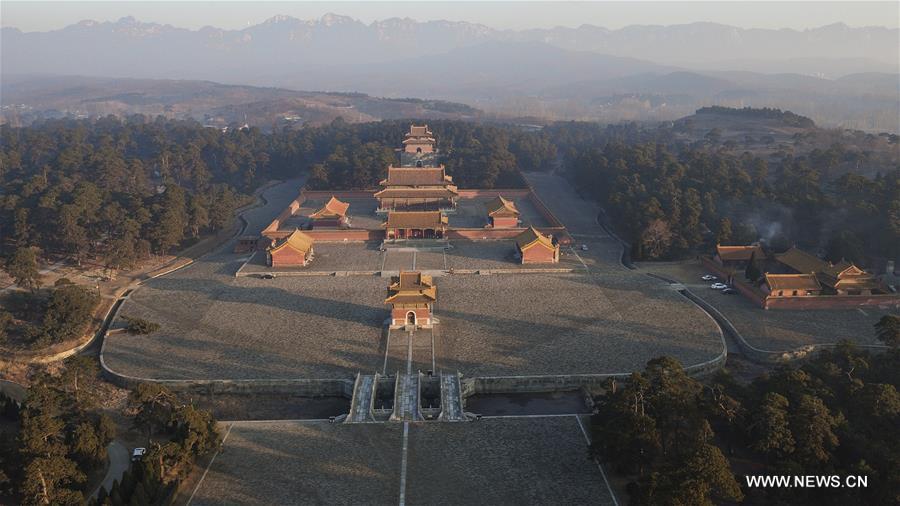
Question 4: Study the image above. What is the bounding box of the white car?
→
[131,447,146,462]
[580,244,589,251]
[701,274,717,281]
[710,282,728,290]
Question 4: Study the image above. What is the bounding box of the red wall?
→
[491,216,519,228]
[306,230,383,242]
[447,229,523,240]
[521,245,558,264]
[391,307,431,325]
[310,218,345,228]
[456,189,531,198]
[270,248,308,267]
[765,294,900,310]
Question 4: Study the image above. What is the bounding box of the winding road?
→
[92,441,129,498]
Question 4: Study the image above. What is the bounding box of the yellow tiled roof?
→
[383,211,448,229]
[309,196,350,219]
[765,273,821,291]
[486,196,520,217]
[775,247,828,274]
[269,229,314,254]
[516,227,555,251]
[385,271,437,304]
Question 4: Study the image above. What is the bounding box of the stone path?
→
[346,373,376,423]
[439,373,465,422]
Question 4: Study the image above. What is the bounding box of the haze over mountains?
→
[3,15,899,131]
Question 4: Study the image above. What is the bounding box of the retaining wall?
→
[460,352,727,397]
[100,361,355,397]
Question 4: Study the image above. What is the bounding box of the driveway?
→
[92,441,130,498]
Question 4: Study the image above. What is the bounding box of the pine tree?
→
[874,315,900,348]
[716,218,733,245]
[5,246,42,292]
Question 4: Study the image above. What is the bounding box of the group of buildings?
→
[709,243,897,308]
[261,125,561,268]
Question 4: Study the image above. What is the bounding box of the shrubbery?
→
[122,316,160,335]
[592,341,900,505]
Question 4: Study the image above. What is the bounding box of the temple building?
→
[713,244,769,270]
[771,246,885,295]
[385,271,437,328]
[402,125,436,154]
[515,227,560,264]
[817,261,884,295]
[267,229,315,267]
[308,196,350,228]
[773,247,828,275]
[383,211,448,240]
[374,166,458,211]
[762,273,822,298]
[486,196,520,228]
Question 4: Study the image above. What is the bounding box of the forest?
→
[695,106,816,128]
[0,358,220,505]
[0,117,553,270]
[550,121,900,263]
[591,317,900,506]
[2,113,897,272]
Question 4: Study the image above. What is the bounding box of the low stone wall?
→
[525,188,566,229]
[262,192,307,239]
[460,352,727,397]
[100,360,354,397]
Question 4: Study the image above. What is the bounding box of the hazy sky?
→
[3,1,898,32]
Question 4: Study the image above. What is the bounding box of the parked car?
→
[131,448,146,462]
[701,274,717,281]
[580,244,589,251]
[261,274,275,279]
[710,282,728,290]
[721,288,737,295]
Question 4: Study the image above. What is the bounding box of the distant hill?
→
[695,106,814,128]
[0,76,482,128]
[2,16,898,131]
[3,16,896,77]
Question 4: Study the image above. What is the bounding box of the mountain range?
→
[2,15,898,131]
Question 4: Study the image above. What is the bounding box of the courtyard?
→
[104,257,722,381]
[187,416,617,506]
[273,193,553,233]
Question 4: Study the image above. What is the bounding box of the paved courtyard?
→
[188,416,617,506]
[105,172,723,381]
[284,196,382,231]
[188,422,402,506]
[448,196,552,229]
[105,265,721,380]
[435,272,721,376]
